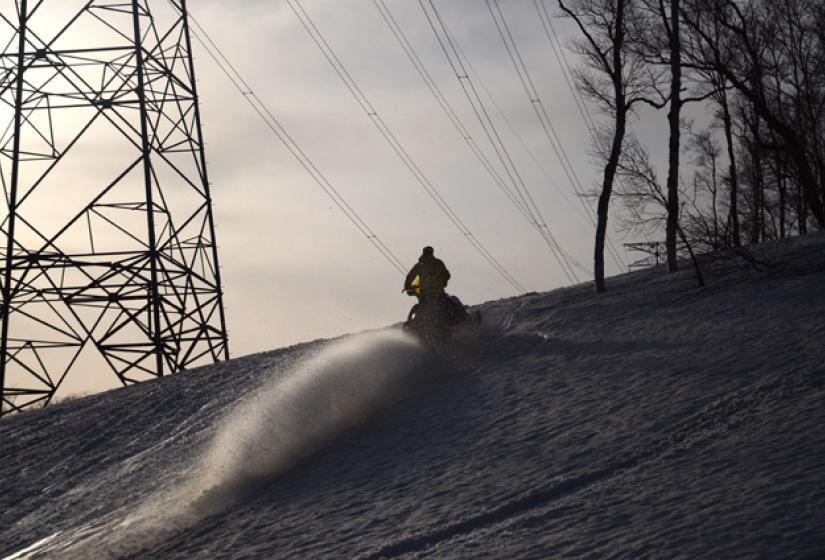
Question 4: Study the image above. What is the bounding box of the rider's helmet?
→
[422,246,434,256]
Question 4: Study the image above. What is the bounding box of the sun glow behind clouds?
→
[3,1,634,398]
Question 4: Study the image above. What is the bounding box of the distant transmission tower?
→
[0,0,228,415]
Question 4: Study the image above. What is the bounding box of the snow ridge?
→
[26,330,426,559]
[360,359,825,558]
[2,234,825,559]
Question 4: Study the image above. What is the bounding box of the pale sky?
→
[190,0,648,358]
[3,1,677,398]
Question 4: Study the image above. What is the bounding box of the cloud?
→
[4,0,658,398]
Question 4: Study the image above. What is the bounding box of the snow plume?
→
[43,329,425,559]
[197,328,425,503]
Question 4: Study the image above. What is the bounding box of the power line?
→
[534,0,598,136]
[371,0,532,223]
[466,61,589,224]
[448,26,630,274]
[421,1,537,226]
[534,0,650,251]
[171,2,407,276]
[376,0,596,282]
[487,0,626,271]
[488,0,590,216]
[421,0,580,284]
[287,0,527,294]
[180,2,606,289]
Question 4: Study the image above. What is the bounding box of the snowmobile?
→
[403,279,481,345]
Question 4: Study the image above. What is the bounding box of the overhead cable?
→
[535,0,650,251]
[534,0,599,136]
[172,2,407,275]
[372,0,533,223]
[376,0,595,281]
[487,0,625,271]
[488,0,592,218]
[421,0,580,284]
[287,0,527,294]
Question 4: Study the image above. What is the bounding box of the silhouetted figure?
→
[402,246,477,343]
[404,246,450,304]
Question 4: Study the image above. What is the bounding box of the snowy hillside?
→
[1,235,824,559]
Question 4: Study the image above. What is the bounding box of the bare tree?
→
[678,6,743,246]
[637,0,685,271]
[684,126,728,251]
[663,0,683,273]
[615,135,705,285]
[632,0,725,270]
[681,0,825,229]
[712,76,742,246]
[559,0,664,292]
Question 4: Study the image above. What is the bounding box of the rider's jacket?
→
[404,255,450,294]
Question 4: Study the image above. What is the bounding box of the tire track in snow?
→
[361,368,823,558]
[361,462,637,559]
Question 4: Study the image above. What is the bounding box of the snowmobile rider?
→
[404,246,451,304]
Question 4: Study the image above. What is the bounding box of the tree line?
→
[558,0,825,291]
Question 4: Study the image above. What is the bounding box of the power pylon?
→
[624,242,665,271]
[0,0,228,415]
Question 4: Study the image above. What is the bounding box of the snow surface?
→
[1,235,825,559]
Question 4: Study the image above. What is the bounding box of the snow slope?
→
[1,235,824,559]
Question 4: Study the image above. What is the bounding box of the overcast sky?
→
[5,1,680,397]
[184,0,669,359]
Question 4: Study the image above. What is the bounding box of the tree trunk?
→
[787,139,821,231]
[595,109,625,293]
[681,0,825,230]
[725,71,825,230]
[776,141,786,239]
[711,152,720,248]
[665,0,682,272]
[798,180,808,234]
[719,86,741,246]
[750,107,763,244]
[677,223,704,287]
[594,0,627,294]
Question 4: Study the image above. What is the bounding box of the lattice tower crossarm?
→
[0,0,229,415]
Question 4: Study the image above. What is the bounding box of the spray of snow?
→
[43,329,425,559]
[195,328,425,504]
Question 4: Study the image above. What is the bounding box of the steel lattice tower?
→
[0,0,228,415]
